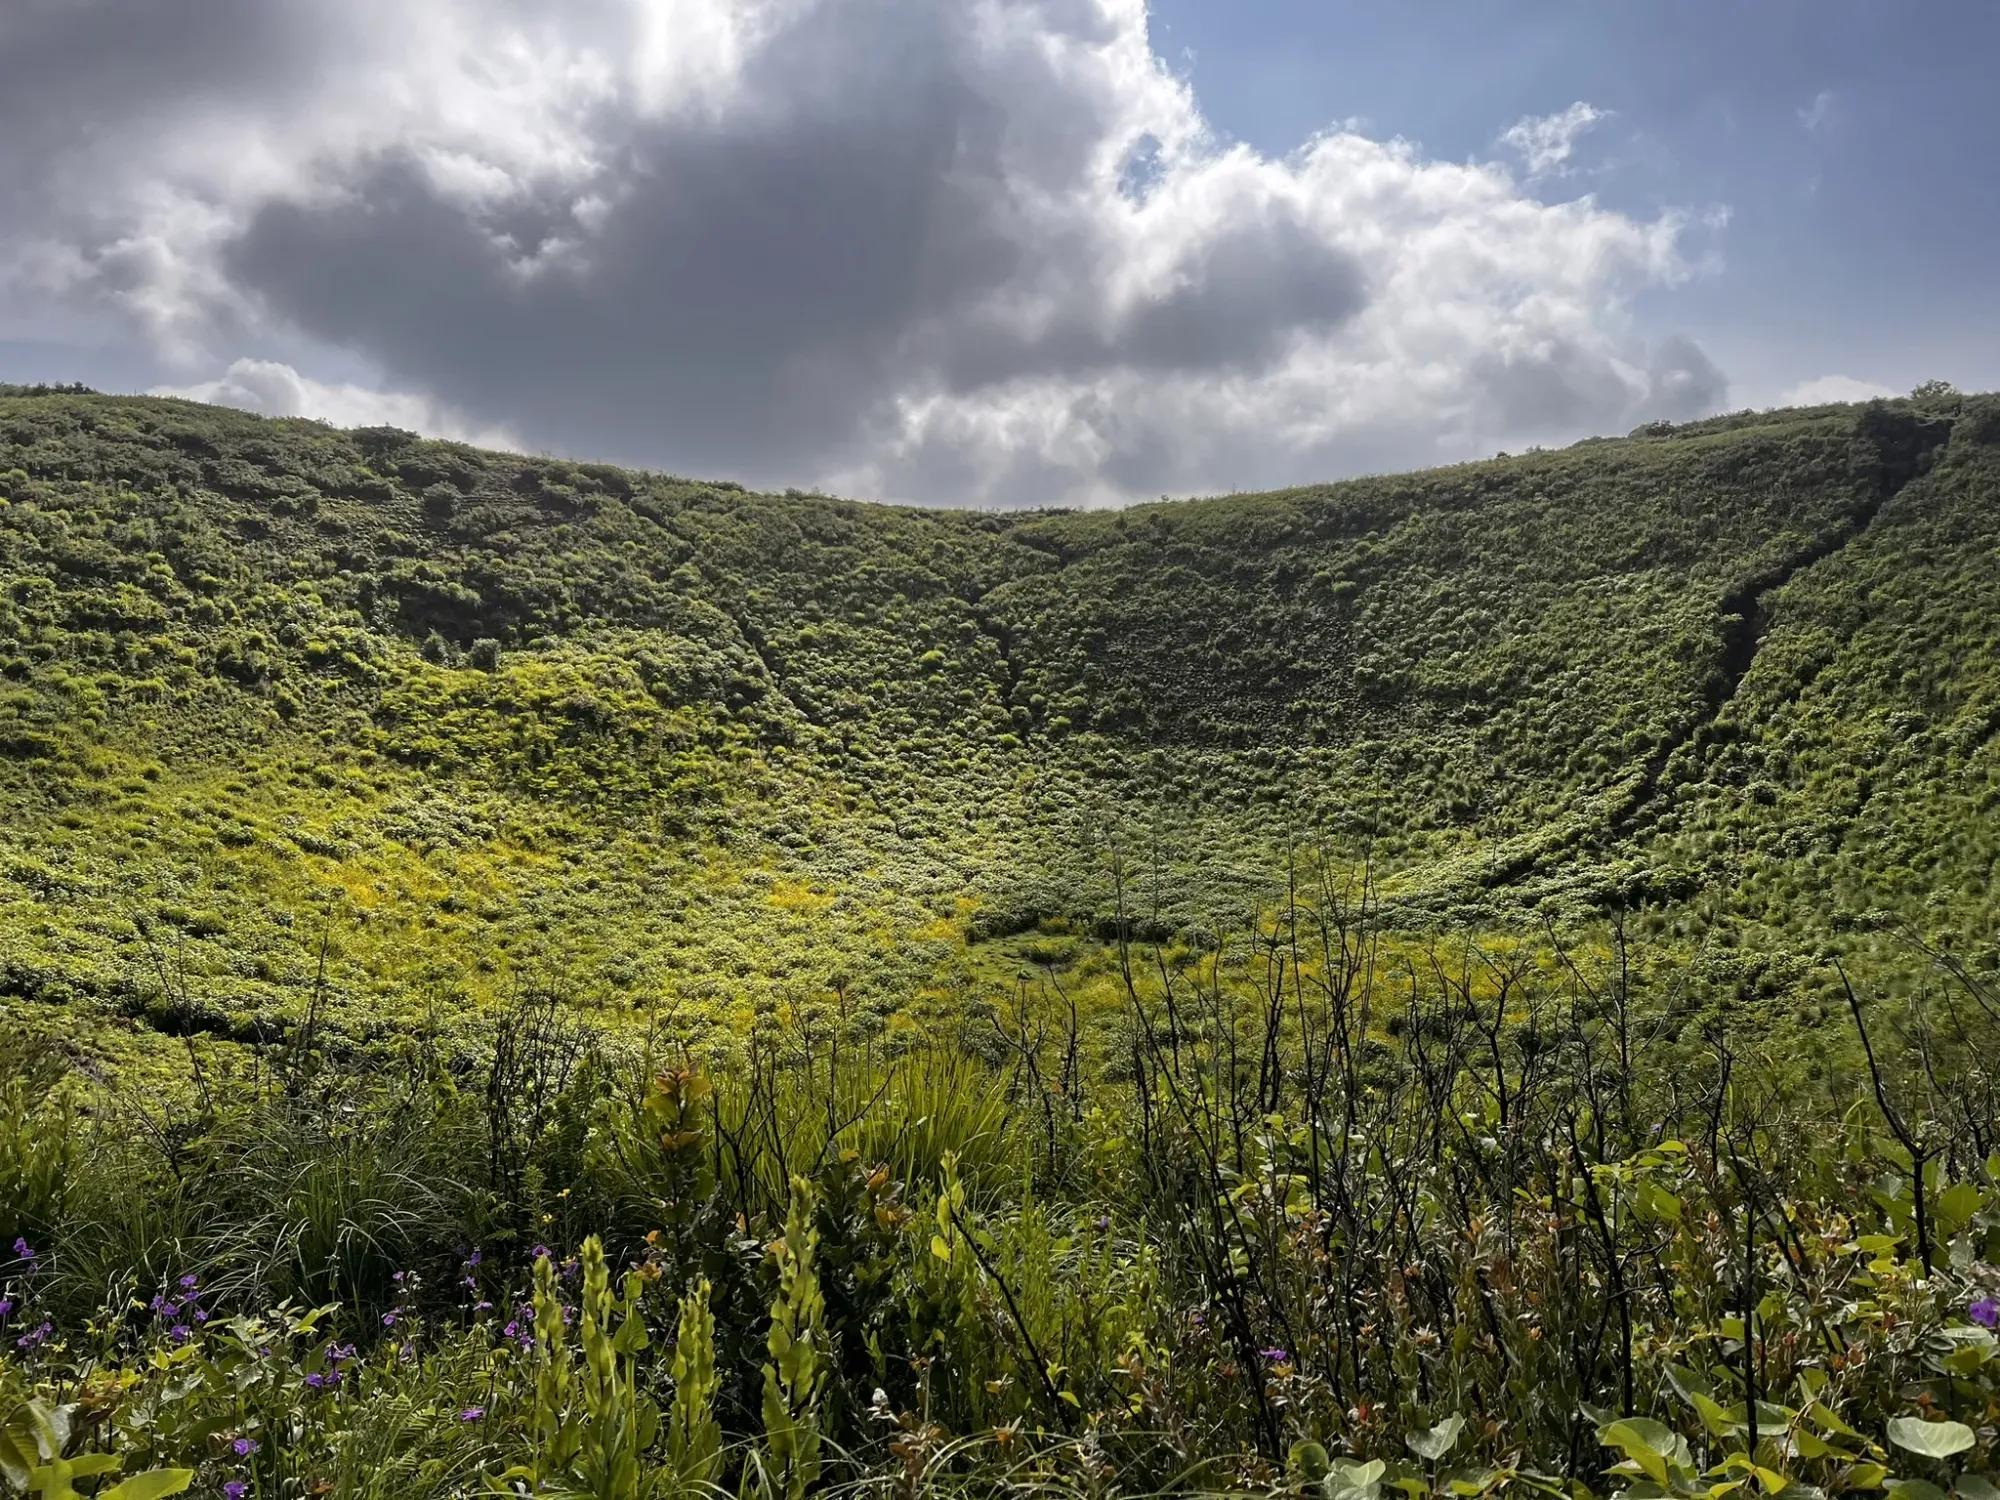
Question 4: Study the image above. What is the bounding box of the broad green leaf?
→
[1637,1181,1683,1224]
[1942,1344,1990,1376]
[1808,1402,1862,1440]
[1956,1479,2000,1500]
[2,1399,68,1479]
[611,1314,649,1355]
[1599,1420,1683,1486]
[1887,1418,1976,1460]
[1691,1392,1740,1438]
[98,1470,195,1500]
[1288,1441,1331,1483]
[1793,1429,1845,1462]
[1331,1458,1388,1489]
[1935,1182,1983,1234]
[1,1407,41,1491]
[1410,1415,1468,1462]
[1887,1482,1951,1500]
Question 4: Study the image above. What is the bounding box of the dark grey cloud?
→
[215,0,1366,482]
[0,0,1727,504]
[0,0,307,148]
[1469,331,1725,440]
[1642,335,1730,422]
[223,1,1012,475]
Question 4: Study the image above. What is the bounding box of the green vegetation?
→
[4,895,2000,1495]
[1,386,1996,1064]
[2,384,1999,1493]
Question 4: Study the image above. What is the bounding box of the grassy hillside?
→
[8,385,2000,1499]
[0,386,1994,1070]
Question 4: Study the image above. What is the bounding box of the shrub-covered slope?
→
[0,388,1994,1062]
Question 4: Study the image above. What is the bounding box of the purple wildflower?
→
[457,1406,485,1422]
[473,1301,493,1313]
[224,1483,247,1500]
[1259,1348,1290,1363]
[16,1320,52,1349]
[531,1245,550,1260]
[381,1311,397,1327]
[305,1373,326,1389]
[179,1274,199,1290]
[233,1438,259,1457]
[11,1238,31,1260]
[169,1325,192,1344]
[1972,1297,1999,1330]
[0,1298,13,1318]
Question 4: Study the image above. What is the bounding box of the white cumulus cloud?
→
[0,1,1723,505]
[1498,101,1608,178]
[154,358,520,447]
[1779,374,1897,406]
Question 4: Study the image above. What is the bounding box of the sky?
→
[1,0,1993,508]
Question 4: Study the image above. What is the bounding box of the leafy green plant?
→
[576,1235,656,1500]
[663,1277,722,1496]
[759,1179,825,1500]
[0,1399,190,1500]
[505,1250,580,1492]
[0,1075,73,1246]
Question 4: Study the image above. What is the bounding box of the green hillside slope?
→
[0,386,1994,1069]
